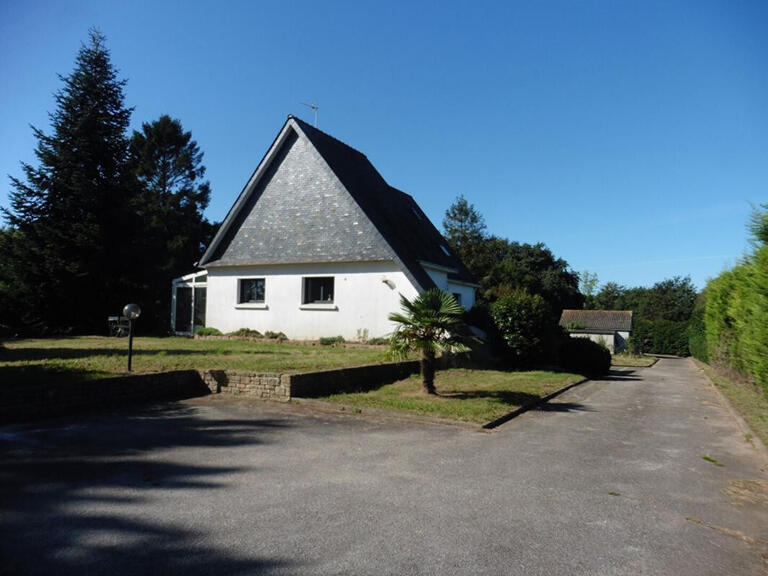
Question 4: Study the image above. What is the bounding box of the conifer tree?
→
[4,29,134,332]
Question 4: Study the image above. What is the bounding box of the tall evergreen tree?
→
[129,115,214,330]
[442,195,488,280]
[3,29,134,332]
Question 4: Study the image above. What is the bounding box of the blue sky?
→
[1,0,766,290]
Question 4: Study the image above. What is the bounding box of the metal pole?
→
[127,318,134,372]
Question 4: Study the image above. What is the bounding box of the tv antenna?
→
[301,102,319,127]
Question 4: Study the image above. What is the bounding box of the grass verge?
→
[0,336,391,386]
[318,368,584,424]
[611,354,657,367]
[693,359,768,448]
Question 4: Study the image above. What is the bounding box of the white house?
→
[559,309,633,353]
[175,116,478,339]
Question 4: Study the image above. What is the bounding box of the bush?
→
[489,289,551,366]
[228,328,263,338]
[366,337,389,345]
[319,336,345,346]
[559,337,611,376]
[264,331,288,342]
[195,326,222,336]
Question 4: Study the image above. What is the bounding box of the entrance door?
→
[175,287,192,333]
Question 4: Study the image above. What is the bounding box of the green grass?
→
[693,359,768,448]
[319,368,584,424]
[0,336,391,386]
[611,353,657,367]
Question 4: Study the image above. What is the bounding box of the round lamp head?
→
[123,303,141,320]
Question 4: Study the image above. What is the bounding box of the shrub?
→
[319,336,345,346]
[264,331,288,342]
[489,289,550,366]
[559,337,611,376]
[229,328,263,338]
[195,326,222,336]
[366,337,389,345]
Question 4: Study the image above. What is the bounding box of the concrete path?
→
[1,358,766,575]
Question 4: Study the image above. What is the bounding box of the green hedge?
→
[702,245,768,394]
[630,318,689,356]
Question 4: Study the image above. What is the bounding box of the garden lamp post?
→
[123,303,141,372]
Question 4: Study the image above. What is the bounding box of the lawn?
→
[319,368,584,424]
[0,336,391,386]
[693,359,768,448]
[611,353,657,367]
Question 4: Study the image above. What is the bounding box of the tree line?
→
[442,195,701,365]
[0,30,214,335]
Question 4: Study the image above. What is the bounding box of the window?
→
[303,277,334,304]
[452,292,462,306]
[239,278,265,304]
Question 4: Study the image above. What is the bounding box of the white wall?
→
[447,281,476,310]
[206,261,420,340]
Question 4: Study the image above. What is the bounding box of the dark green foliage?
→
[687,294,708,362]
[3,30,135,333]
[129,115,215,332]
[442,195,488,280]
[629,318,690,356]
[264,331,288,341]
[558,337,611,376]
[319,336,345,346]
[229,328,263,338]
[2,32,215,335]
[489,289,551,367]
[701,210,768,393]
[591,276,698,356]
[195,326,222,336]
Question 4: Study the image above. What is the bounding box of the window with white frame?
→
[238,278,265,304]
[302,277,334,304]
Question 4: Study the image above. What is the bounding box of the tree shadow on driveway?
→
[0,402,296,575]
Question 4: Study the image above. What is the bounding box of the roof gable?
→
[559,310,633,332]
[203,125,393,266]
[200,116,476,290]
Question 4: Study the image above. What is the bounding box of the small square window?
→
[239,278,265,303]
[452,292,462,306]
[303,277,334,304]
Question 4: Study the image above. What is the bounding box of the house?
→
[559,309,633,353]
[173,116,478,339]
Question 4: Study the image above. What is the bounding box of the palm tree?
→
[388,289,470,395]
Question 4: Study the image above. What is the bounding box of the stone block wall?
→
[198,370,290,401]
[1,361,421,424]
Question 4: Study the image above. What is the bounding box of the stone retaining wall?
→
[199,370,290,401]
[1,361,421,424]
[0,370,208,424]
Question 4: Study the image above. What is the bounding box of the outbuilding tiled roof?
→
[199,116,476,290]
[559,310,633,332]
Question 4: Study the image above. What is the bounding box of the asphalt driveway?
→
[1,358,766,575]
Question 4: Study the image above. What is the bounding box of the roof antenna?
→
[301,102,319,127]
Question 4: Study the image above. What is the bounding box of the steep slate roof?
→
[559,310,633,332]
[199,116,476,291]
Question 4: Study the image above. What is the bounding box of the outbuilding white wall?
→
[569,331,631,353]
[205,261,420,340]
[422,265,476,310]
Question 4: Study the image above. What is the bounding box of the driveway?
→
[1,358,766,575]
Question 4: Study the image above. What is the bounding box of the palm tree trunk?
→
[421,349,436,395]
